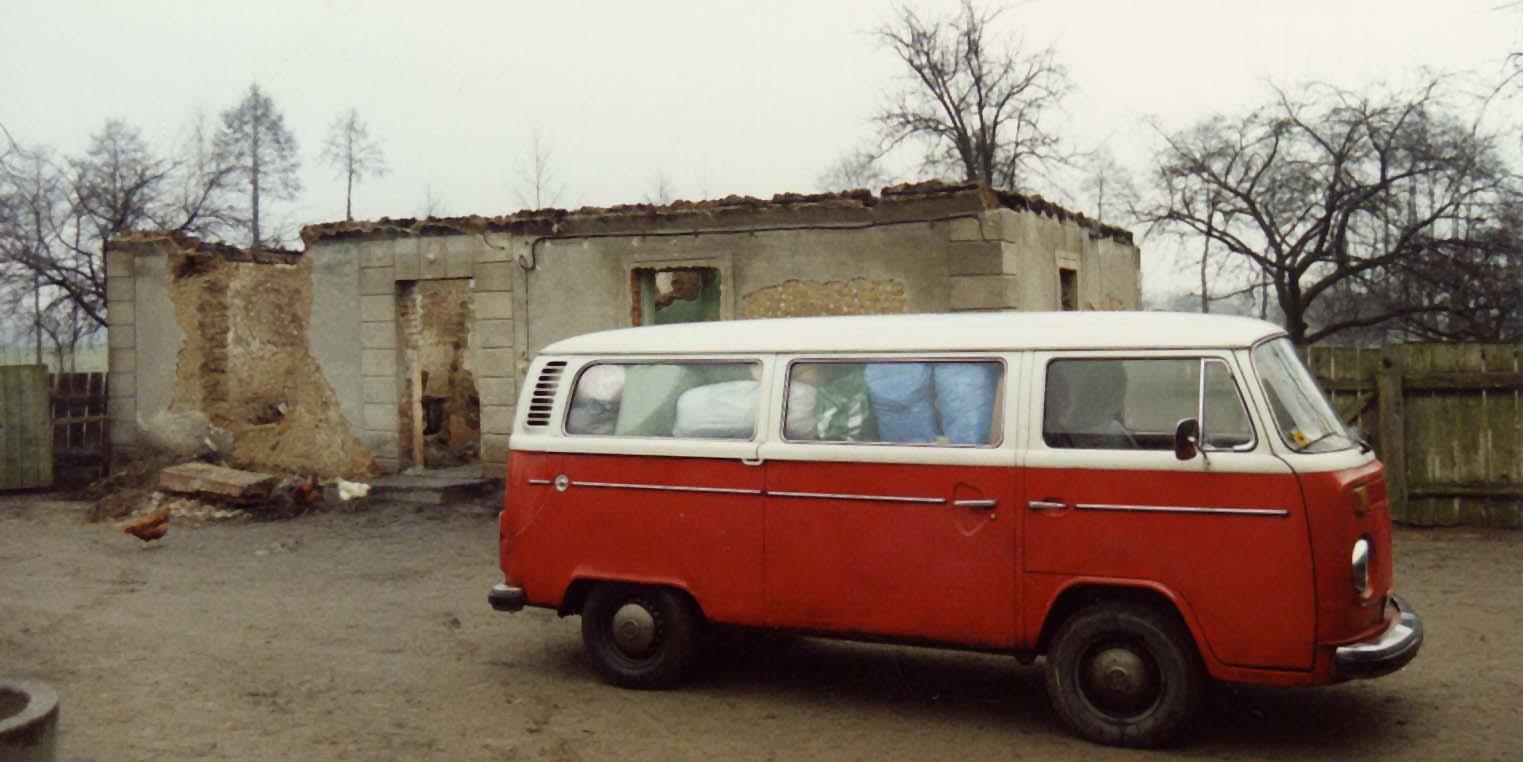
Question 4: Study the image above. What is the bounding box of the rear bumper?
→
[488,583,527,612]
[1334,594,1422,679]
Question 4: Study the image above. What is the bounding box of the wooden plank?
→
[1378,347,1408,522]
[1409,484,1523,499]
[1401,371,1523,391]
[159,462,275,501]
[411,353,425,471]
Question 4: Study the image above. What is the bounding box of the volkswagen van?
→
[489,312,1421,747]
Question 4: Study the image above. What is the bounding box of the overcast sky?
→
[2,0,1518,301]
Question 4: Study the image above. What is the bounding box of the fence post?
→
[1377,347,1408,522]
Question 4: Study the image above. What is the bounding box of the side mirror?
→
[1174,418,1199,460]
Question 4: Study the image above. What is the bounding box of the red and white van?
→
[489,312,1421,747]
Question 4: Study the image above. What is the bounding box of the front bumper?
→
[1334,594,1422,679]
[488,583,527,612]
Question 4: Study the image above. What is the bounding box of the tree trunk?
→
[251,101,262,249]
[345,168,354,221]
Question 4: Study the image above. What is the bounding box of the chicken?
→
[335,478,371,502]
[120,506,171,543]
[289,475,322,508]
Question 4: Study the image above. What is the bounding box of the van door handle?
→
[1028,500,1069,512]
[741,457,763,467]
[953,498,998,510]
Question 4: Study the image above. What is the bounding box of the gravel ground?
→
[1,493,1520,761]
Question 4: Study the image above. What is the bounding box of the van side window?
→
[784,361,1003,446]
[566,362,761,439]
[1043,359,1253,450]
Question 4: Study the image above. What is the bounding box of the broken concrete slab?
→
[158,462,276,502]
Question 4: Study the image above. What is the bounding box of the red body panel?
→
[1298,460,1393,645]
[763,460,1015,648]
[1022,466,1315,671]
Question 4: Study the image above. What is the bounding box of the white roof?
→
[541,312,1287,355]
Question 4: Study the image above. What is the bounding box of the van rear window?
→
[565,361,761,439]
[784,361,1003,446]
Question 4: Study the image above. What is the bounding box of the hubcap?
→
[611,602,657,656]
[1082,645,1156,715]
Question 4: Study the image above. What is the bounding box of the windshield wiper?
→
[1294,430,1347,452]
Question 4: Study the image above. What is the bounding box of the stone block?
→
[477,234,513,262]
[360,242,391,269]
[107,275,134,303]
[361,266,394,295]
[473,261,514,293]
[476,348,517,378]
[358,430,400,459]
[420,238,448,279]
[159,462,276,501]
[361,348,396,377]
[360,294,394,322]
[393,238,421,280]
[107,299,135,326]
[445,236,475,278]
[949,274,1021,311]
[108,325,135,349]
[946,242,1009,276]
[108,395,136,422]
[475,291,513,320]
[106,249,134,277]
[480,434,512,466]
[476,376,517,406]
[373,456,400,474]
[109,348,135,374]
[948,216,986,242]
[361,321,396,350]
[364,403,399,432]
[480,405,515,435]
[108,372,135,398]
[363,377,397,404]
[476,319,514,348]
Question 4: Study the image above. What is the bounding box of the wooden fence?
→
[49,371,110,480]
[0,365,52,490]
[1305,343,1523,528]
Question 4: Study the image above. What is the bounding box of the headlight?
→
[1351,537,1371,596]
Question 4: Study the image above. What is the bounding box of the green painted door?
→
[0,365,52,490]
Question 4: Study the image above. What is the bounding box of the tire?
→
[1043,601,1202,748]
[580,583,700,689]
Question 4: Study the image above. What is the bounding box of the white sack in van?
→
[672,380,759,439]
[785,381,819,439]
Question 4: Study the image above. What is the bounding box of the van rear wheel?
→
[581,583,699,689]
[1043,601,1201,747]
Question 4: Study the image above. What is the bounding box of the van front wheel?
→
[1043,602,1201,747]
[581,583,698,689]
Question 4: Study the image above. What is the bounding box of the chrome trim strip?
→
[769,490,945,505]
[573,480,764,496]
[954,499,998,508]
[526,478,551,485]
[1028,500,1068,511]
[1076,502,1288,517]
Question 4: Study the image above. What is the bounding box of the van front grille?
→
[525,361,567,428]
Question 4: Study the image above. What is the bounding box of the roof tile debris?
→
[300,181,1133,246]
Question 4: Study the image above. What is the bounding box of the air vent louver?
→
[524,360,567,428]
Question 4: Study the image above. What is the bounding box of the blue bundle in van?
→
[934,362,1000,444]
[863,363,937,442]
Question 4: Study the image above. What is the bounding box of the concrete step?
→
[367,466,493,505]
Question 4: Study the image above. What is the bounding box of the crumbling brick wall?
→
[112,233,376,477]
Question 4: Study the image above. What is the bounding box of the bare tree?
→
[1140,79,1518,345]
[644,169,676,205]
[817,147,890,192]
[420,184,447,218]
[1077,146,1135,223]
[877,0,1070,190]
[320,107,388,221]
[0,118,238,348]
[514,127,563,210]
[213,84,301,248]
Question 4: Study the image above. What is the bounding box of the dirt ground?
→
[2,493,1520,762]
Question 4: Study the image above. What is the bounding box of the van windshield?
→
[1252,338,1353,453]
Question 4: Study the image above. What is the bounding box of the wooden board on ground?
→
[159,462,276,502]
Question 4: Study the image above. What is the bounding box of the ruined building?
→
[105,182,1141,478]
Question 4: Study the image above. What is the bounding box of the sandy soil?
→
[2,493,1520,761]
